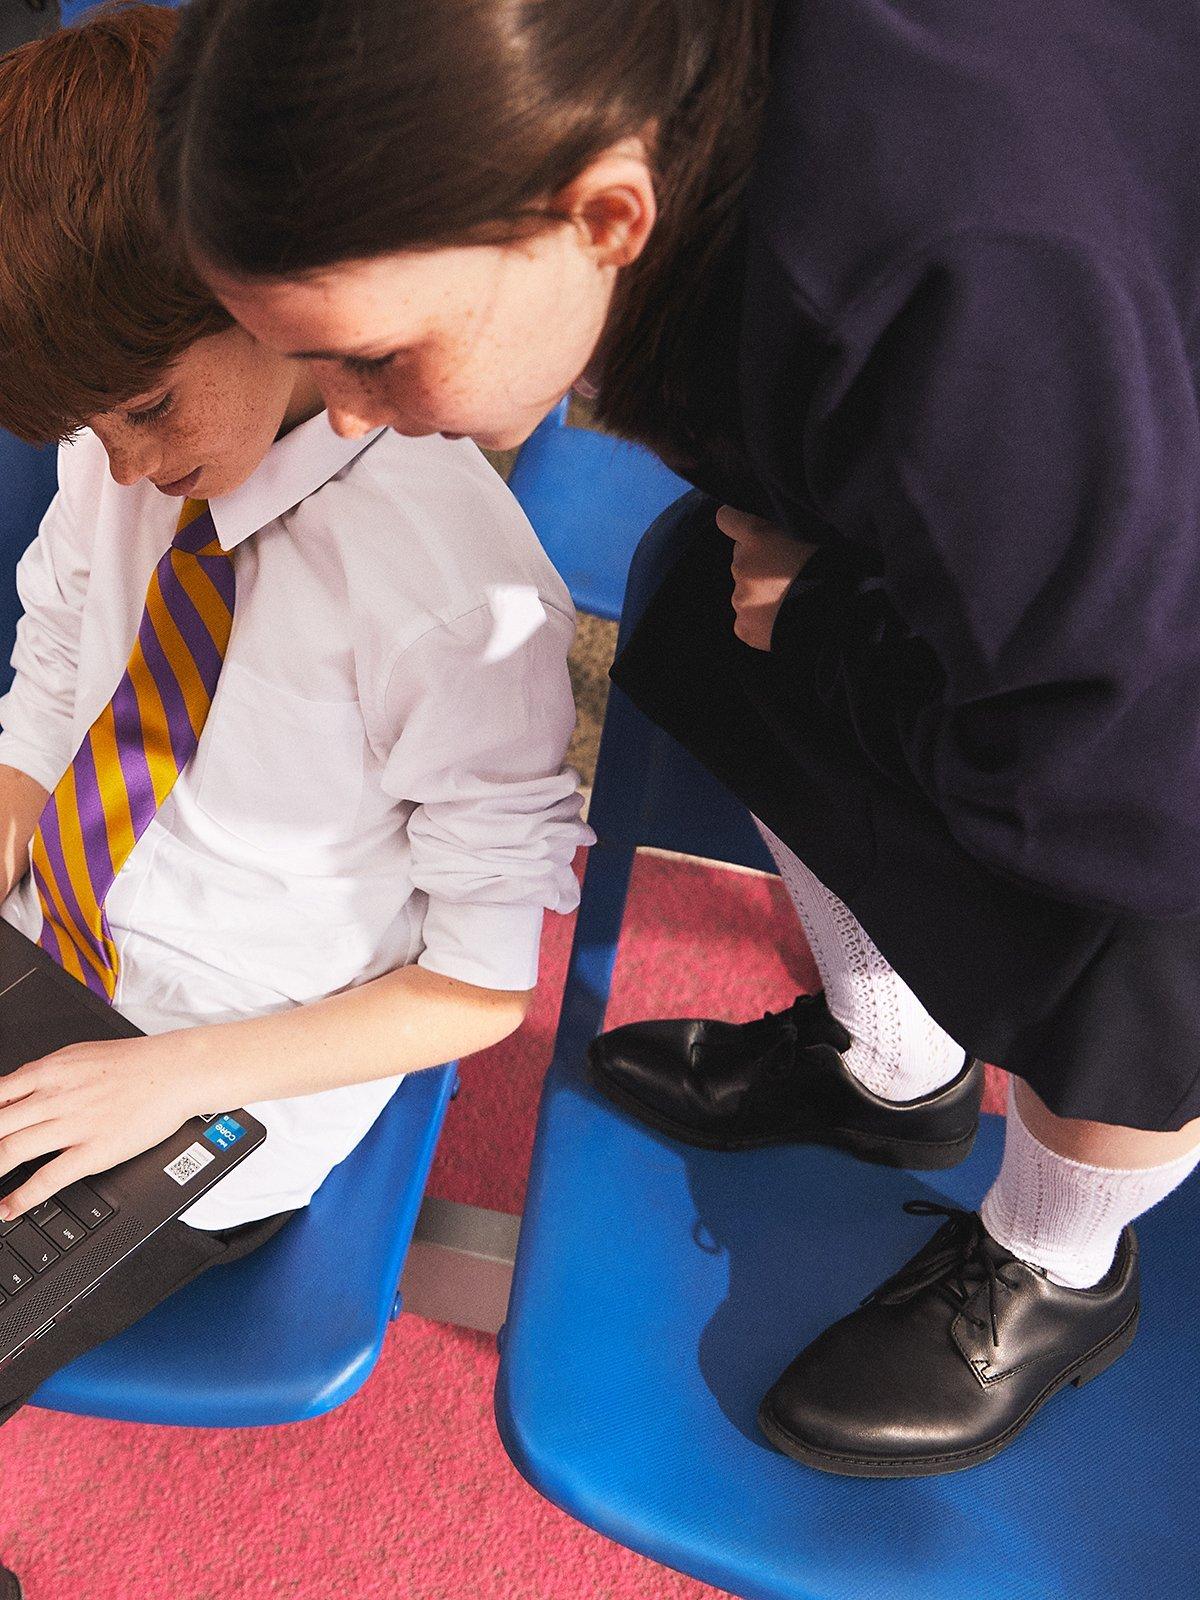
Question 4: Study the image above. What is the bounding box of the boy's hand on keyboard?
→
[0,1031,205,1220]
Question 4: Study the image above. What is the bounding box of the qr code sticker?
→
[164,1142,216,1186]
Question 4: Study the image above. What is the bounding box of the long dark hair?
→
[156,0,774,476]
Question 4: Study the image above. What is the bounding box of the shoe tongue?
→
[705,993,851,1075]
[789,991,853,1054]
[977,1221,1025,1273]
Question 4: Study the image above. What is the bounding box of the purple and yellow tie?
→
[31,498,235,999]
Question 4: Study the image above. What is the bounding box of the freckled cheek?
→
[211,400,271,466]
[376,361,461,426]
[424,344,521,423]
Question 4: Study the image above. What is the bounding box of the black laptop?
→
[0,919,266,1368]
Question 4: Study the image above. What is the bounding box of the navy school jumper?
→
[613,0,1200,1129]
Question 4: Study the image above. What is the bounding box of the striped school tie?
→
[31,498,235,999]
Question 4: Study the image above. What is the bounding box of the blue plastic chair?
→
[509,398,689,620]
[0,432,57,697]
[34,1064,456,1425]
[0,426,458,1423]
[495,495,1200,1599]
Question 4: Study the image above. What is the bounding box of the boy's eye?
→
[126,392,174,427]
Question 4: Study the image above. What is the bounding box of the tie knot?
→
[175,496,209,532]
[172,499,226,559]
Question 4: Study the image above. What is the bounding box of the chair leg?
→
[0,1561,23,1600]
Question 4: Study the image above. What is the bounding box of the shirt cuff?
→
[417,899,545,990]
[0,731,63,796]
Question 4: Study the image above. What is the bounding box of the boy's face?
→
[87,326,309,500]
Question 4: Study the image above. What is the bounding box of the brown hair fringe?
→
[0,2,231,444]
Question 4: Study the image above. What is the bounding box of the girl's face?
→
[207,234,612,453]
[201,143,658,452]
[88,325,318,500]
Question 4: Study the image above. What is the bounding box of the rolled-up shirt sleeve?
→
[379,590,591,989]
[776,228,1200,919]
[0,439,95,791]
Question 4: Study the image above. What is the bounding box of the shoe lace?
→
[744,993,847,1077]
[719,1001,801,1079]
[861,1201,1023,1347]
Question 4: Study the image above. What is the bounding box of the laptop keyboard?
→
[0,1177,116,1305]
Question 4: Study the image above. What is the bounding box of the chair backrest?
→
[0,430,58,694]
[550,496,775,1070]
[508,399,690,622]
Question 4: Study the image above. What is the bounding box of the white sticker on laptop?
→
[164,1142,216,1185]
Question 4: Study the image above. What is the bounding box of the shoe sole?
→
[587,1050,978,1171]
[756,1301,1141,1478]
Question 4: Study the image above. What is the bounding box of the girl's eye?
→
[126,393,174,427]
[342,352,397,376]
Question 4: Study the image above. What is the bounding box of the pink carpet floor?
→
[2,853,1005,1599]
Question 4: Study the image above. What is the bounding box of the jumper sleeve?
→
[772,228,1200,919]
[379,593,590,990]
[0,438,99,792]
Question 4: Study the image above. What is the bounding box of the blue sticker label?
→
[203,1115,246,1151]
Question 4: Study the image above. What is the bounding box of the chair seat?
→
[508,403,690,622]
[497,1062,1200,1600]
[33,1063,456,1427]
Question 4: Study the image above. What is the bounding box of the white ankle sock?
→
[981,1081,1200,1288]
[753,818,965,1102]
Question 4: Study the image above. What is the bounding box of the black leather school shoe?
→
[758,1202,1140,1478]
[588,991,983,1170]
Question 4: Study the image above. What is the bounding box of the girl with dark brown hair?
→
[158,0,1200,1478]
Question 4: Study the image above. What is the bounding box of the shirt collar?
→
[207,411,386,551]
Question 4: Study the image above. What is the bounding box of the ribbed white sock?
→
[981,1080,1200,1287]
[754,818,965,1102]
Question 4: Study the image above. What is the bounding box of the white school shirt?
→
[0,413,588,1228]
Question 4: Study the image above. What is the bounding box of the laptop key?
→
[27,1199,61,1226]
[37,1213,87,1252]
[5,1222,60,1274]
[56,1182,113,1228]
[0,1249,33,1294]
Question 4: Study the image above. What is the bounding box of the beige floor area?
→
[484,435,617,789]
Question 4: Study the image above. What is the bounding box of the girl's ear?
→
[552,138,658,270]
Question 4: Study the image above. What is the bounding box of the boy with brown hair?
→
[0,0,584,1443]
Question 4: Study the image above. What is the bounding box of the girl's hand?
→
[0,1031,206,1220]
[717,505,818,651]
